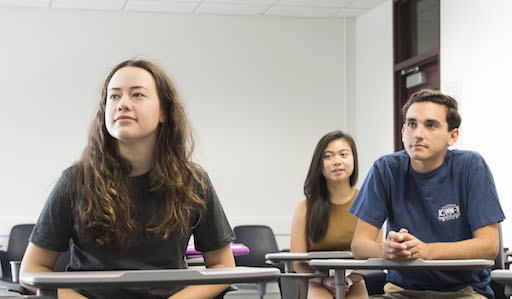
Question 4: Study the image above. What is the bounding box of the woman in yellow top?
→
[291,131,367,299]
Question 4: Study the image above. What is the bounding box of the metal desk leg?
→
[334,269,346,299]
[284,261,293,273]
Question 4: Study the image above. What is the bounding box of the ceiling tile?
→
[0,0,49,7]
[125,0,199,13]
[0,0,387,17]
[347,0,386,9]
[195,2,270,15]
[51,0,126,10]
[331,7,366,17]
[265,5,338,17]
[276,0,351,8]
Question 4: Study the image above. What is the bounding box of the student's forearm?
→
[20,243,63,294]
[169,284,230,299]
[351,238,385,259]
[21,267,86,298]
[401,224,499,260]
[351,219,386,259]
[175,244,235,299]
[20,264,53,293]
[58,289,88,298]
[425,238,498,260]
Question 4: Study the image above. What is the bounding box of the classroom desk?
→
[308,258,494,299]
[19,267,281,299]
[491,269,512,296]
[265,251,353,273]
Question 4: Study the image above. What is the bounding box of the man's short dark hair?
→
[402,89,461,131]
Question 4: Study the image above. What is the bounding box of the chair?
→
[0,224,35,295]
[232,225,282,299]
[489,223,507,299]
[504,248,511,270]
[0,224,70,296]
[0,224,35,283]
[353,269,387,296]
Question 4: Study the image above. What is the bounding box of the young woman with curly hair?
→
[20,60,235,299]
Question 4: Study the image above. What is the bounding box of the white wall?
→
[0,7,348,250]
[441,0,512,246]
[352,0,394,187]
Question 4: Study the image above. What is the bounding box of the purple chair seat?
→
[186,243,250,258]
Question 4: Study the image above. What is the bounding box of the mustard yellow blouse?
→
[308,189,359,251]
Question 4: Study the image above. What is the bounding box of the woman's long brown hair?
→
[72,60,206,253]
[304,131,358,243]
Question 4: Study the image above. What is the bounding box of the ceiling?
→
[0,0,387,18]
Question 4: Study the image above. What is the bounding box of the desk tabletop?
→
[266,251,353,262]
[491,270,512,296]
[309,258,494,271]
[491,269,512,282]
[20,267,281,289]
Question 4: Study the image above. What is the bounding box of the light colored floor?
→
[0,289,21,296]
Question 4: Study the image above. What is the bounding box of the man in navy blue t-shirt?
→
[349,89,505,299]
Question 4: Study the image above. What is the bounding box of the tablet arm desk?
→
[16,267,280,299]
[491,269,512,297]
[309,258,494,299]
[265,251,353,273]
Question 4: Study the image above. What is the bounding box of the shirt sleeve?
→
[466,153,505,233]
[192,170,235,252]
[29,168,74,252]
[349,159,391,229]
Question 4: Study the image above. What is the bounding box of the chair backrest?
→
[233,225,279,268]
[1,224,35,280]
[490,223,506,299]
[6,224,35,262]
[494,223,505,270]
[53,248,70,272]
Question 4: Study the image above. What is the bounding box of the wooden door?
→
[393,0,440,151]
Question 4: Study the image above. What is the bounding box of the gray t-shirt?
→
[30,165,235,299]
